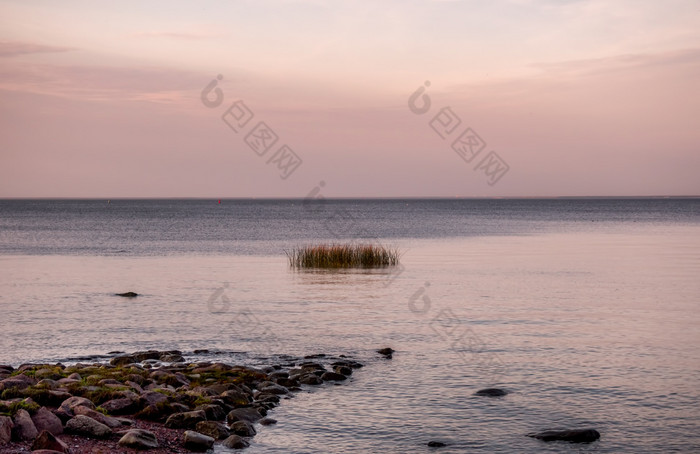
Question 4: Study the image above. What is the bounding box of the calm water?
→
[0,199,699,453]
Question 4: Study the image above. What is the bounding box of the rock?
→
[164,410,206,429]
[59,396,95,415]
[196,404,226,421]
[100,398,139,415]
[183,430,214,451]
[333,365,353,376]
[195,421,230,440]
[259,383,288,395]
[160,354,185,363]
[73,406,121,429]
[0,377,32,391]
[110,355,136,366]
[0,415,13,445]
[36,379,59,389]
[65,415,112,438]
[221,390,251,407]
[428,441,447,447]
[226,407,262,424]
[321,371,347,381]
[141,390,169,407]
[474,388,509,397]
[230,420,256,437]
[13,409,38,441]
[118,428,159,449]
[377,347,394,358]
[298,374,322,385]
[115,292,138,297]
[260,417,277,426]
[31,430,69,453]
[30,450,69,454]
[527,428,601,443]
[222,434,250,449]
[31,407,63,435]
[133,350,161,362]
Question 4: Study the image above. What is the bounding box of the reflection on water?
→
[1,226,699,453]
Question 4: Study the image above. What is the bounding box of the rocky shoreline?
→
[0,349,364,453]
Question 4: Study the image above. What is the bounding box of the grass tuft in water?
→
[286,243,400,268]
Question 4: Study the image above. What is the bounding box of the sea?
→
[0,198,698,453]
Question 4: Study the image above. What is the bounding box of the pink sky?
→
[1,0,699,197]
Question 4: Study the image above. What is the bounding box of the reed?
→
[286,243,400,268]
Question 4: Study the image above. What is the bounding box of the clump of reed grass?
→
[286,243,400,269]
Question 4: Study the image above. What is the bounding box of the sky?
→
[1,0,699,197]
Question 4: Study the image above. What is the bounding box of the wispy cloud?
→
[0,41,74,57]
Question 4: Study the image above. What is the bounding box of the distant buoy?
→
[218,199,221,204]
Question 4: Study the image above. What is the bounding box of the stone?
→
[31,430,69,453]
[100,398,138,415]
[259,383,288,394]
[164,410,206,429]
[115,292,138,297]
[221,390,251,407]
[196,404,226,421]
[226,407,262,424]
[230,420,256,437]
[0,415,12,445]
[13,409,38,441]
[65,415,112,438]
[59,396,95,414]
[428,441,447,447]
[321,372,347,381]
[377,347,394,358]
[31,406,63,435]
[118,428,159,449]
[183,430,214,451]
[195,421,230,440]
[160,354,185,363]
[36,379,59,389]
[222,434,249,449]
[299,374,322,385]
[474,388,508,397]
[333,365,353,376]
[260,417,277,426]
[527,428,601,443]
[110,355,136,366]
[73,406,121,428]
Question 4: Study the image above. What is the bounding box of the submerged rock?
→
[528,428,600,443]
[222,434,250,449]
[474,388,509,397]
[377,347,394,358]
[115,292,138,297]
[428,440,447,447]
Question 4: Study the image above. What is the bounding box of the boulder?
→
[73,406,122,429]
[31,430,69,453]
[377,347,394,358]
[528,428,600,443]
[31,407,63,435]
[0,415,12,445]
[195,421,230,440]
[222,434,250,449]
[183,430,214,451]
[260,417,277,426]
[13,409,38,441]
[333,365,353,376]
[118,428,159,449]
[110,355,136,366]
[100,398,139,415]
[65,415,112,438]
[164,410,206,429]
[259,383,288,395]
[196,404,226,421]
[226,407,262,424]
[299,374,322,385]
[321,372,347,381]
[59,396,95,415]
[230,420,256,437]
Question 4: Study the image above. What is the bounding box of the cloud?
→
[0,41,74,57]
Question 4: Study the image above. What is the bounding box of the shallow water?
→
[0,199,699,453]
